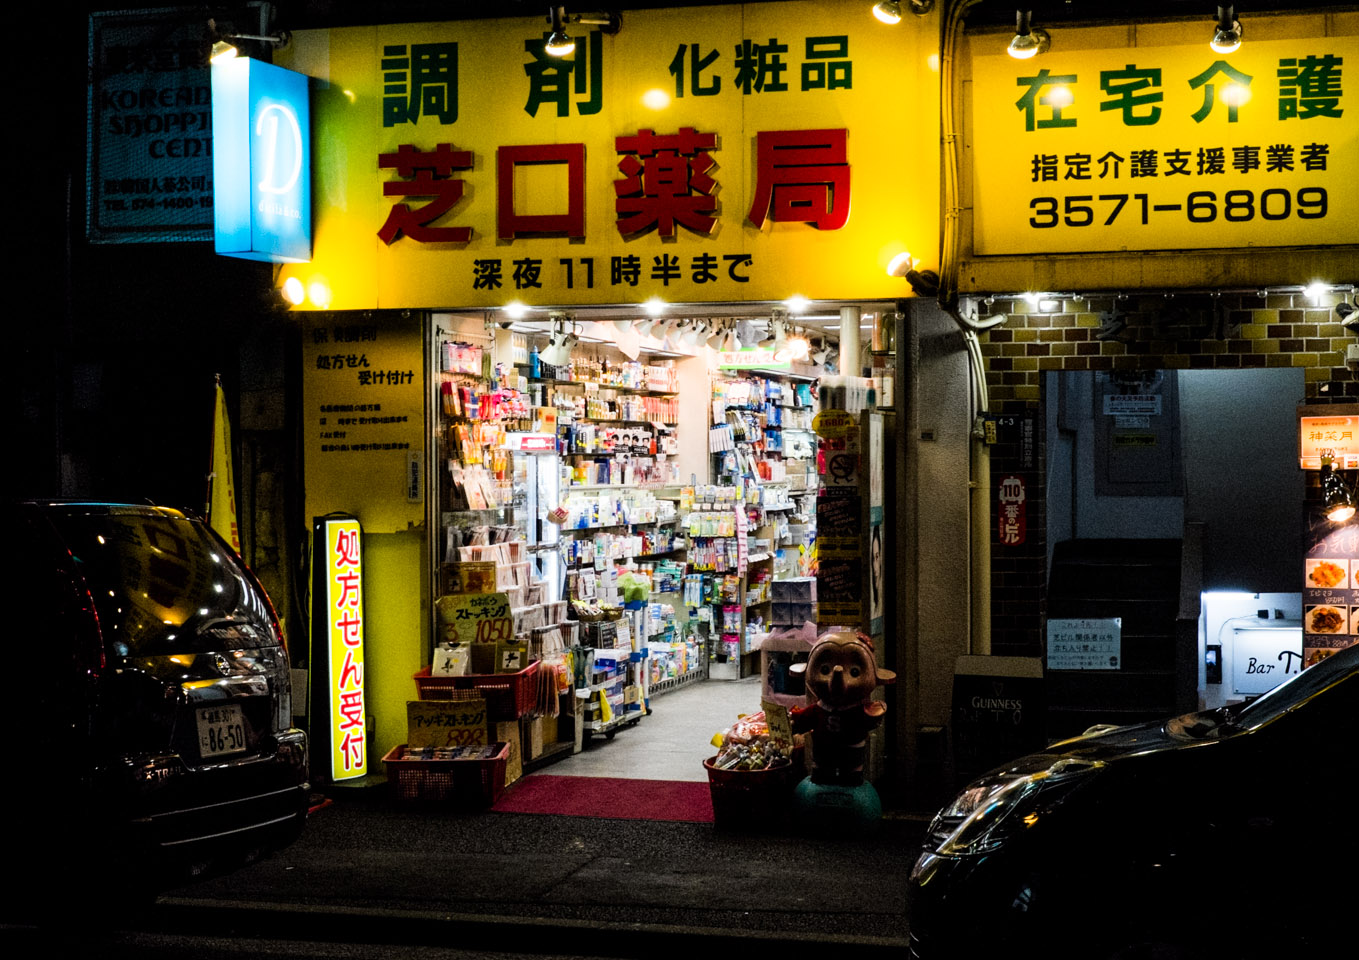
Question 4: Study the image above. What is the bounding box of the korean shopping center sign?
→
[970,23,1359,255]
[273,1,938,308]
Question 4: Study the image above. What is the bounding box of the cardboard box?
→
[492,720,523,786]
[520,716,544,759]
[407,697,487,748]
[541,713,559,748]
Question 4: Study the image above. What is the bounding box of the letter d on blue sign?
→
[212,57,312,262]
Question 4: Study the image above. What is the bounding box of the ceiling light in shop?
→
[540,319,577,366]
[781,332,811,361]
[616,323,642,360]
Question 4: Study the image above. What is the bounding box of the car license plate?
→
[197,703,248,758]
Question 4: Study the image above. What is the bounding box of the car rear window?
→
[43,506,278,657]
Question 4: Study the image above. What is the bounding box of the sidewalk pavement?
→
[153,785,932,956]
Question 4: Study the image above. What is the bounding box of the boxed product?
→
[772,577,817,602]
[772,601,816,627]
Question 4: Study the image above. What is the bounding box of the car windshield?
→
[43,505,277,657]
[1170,645,1357,739]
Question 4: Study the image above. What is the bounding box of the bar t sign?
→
[999,474,1026,546]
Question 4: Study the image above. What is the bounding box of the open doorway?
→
[1042,369,1305,731]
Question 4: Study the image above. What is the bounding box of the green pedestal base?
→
[792,777,883,834]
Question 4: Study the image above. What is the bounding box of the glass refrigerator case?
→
[505,432,563,601]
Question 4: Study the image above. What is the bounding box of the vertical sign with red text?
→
[325,517,367,780]
[999,474,1027,546]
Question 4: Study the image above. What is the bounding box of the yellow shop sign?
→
[970,19,1358,255]
[275,1,939,309]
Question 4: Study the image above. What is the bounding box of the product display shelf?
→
[565,547,687,572]
[566,482,668,491]
[520,372,680,398]
[578,644,645,741]
[638,584,704,699]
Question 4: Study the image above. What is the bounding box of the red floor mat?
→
[492,774,714,822]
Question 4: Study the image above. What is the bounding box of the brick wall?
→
[978,290,1354,656]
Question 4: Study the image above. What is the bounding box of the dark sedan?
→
[6,501,309,913]
[908,644,1357,959]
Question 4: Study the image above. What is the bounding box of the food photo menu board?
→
[1302,526,1359,666]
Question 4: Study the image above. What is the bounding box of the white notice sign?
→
[1046,618,1122,671]
[1104,395,1162,416]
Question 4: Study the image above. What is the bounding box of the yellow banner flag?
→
[209,379,241,553]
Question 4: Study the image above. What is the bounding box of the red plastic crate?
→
[382,743,509,806]
[413,660,539,720]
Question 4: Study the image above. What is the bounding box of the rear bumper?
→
[116,728,309,854]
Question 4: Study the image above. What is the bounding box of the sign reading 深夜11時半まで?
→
[970,30,1358,255]
[272,1,938,308]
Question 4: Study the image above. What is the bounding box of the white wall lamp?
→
[544,6,622,57]
[1008,10,1050,60]
[888,252,940,297]
[208,18,290,62]
[1210,5,1243,54]
[871,1,934,25]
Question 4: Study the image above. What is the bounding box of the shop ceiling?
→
[478,299,892,336]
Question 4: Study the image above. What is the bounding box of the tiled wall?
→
[977,291,1355,656]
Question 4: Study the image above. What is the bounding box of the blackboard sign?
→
[952,656,1045,785]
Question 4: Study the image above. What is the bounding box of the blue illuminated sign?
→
[212,58,311,262]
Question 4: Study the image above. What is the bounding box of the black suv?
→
[7,501,308,906]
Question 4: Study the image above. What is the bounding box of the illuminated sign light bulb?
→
[503,301,529,320]
[1045,85,1073,108]
[281,276,305,305]
[641,88,670,110]
[644,297,667,317]
[308,280,332,308]
[872,2,903,25]
[1220,82,1251,108]
[785,295,810,314]
[887,251,914,277]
